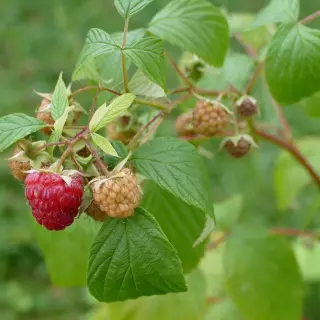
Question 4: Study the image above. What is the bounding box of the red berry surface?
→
[25,172,83,231]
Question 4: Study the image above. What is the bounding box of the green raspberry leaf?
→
[73,28,120,82]
[142,181,207,273]
[129,69,166,98]
[73,28,144,86]
[53,106,74,139]
[0,114,46,152]
[115,0,154,18]
[224,226,304,320]
[51,72,69,121]
[91,133,118,157]
[33,214,100,286]
[251,0,299,28]
[124,37,166,90]
[96,269,206,320]
[148,0,229,67]
[265,23,320,105]
[132,137,214,218]
[89,93,136,132]
[88,207,187,302]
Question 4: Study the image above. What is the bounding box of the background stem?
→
[121,19,130,93]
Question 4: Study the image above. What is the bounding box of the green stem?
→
[300,10,320,24]
[121,19,130,93]
[135,99,169,111]
[72,86,121,97]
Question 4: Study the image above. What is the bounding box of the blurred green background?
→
[1,0,320,319]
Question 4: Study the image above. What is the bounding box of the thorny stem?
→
[56,127,89,172]
[36,141,67,151]
[128,112,165,150]
[121,19,130,93]
[165,51,193,87]
[254,127,320,189]
[271,98,293,141]
[207,228,317,251]
[206,296,223,305]
[300,10,320,24]
[234,33,257,59]
[141,116,165,145]
[168,86,191,95]
[207,232,230,250]
[85,139,109,176]
[271,228,316,239]
[89,89,101,121]
[245,62,264,94]
[72,86,121,97]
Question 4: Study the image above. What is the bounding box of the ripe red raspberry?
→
[36,98,54,136]
[9,145,31,182]
[86,201,107,222]
[91,168,140,219]
[222,135,256,158]
[25,171,83,230]
[236,96,259,118]
[176,112,196,137]
[193,100,229,136]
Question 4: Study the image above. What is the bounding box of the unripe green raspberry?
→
[91,169,140,219]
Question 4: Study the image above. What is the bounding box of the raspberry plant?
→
[2,0,320,319]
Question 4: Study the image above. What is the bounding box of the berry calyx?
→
[9,145,31,181]
[91,168,140,219]
[236,96,259,118]
[36,98,54,136]
[193,100,229,136]
[222,135,257,158]
[25,171,83,230]
[176,111,196,137]
[107,115,137,144]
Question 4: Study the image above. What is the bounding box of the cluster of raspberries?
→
[23,168,140,231]
[176,98,258,158]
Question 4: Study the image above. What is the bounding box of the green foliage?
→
[266,23,320,104]
[54,106,74,139]
[89,93,135,132]
[142,181,207,273]
[115,0,154,18]
[148,0,229,67]
[73,29,120,82]
[274,137,320,211]
[132,137,214,217]
[124,37,166,89]
[199,52,254,92]
[91,133,118,156]
[251,0,300,28]
[51,72,69,120]
[92,269,205,320]
[206,298,244,320]
[33,214,100,286]
[224,227,304,320]
[0,114,45,152]
[3,0,320,318]
[300,91,320,117]
[87,207,187,302]
[129,69,166,98]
